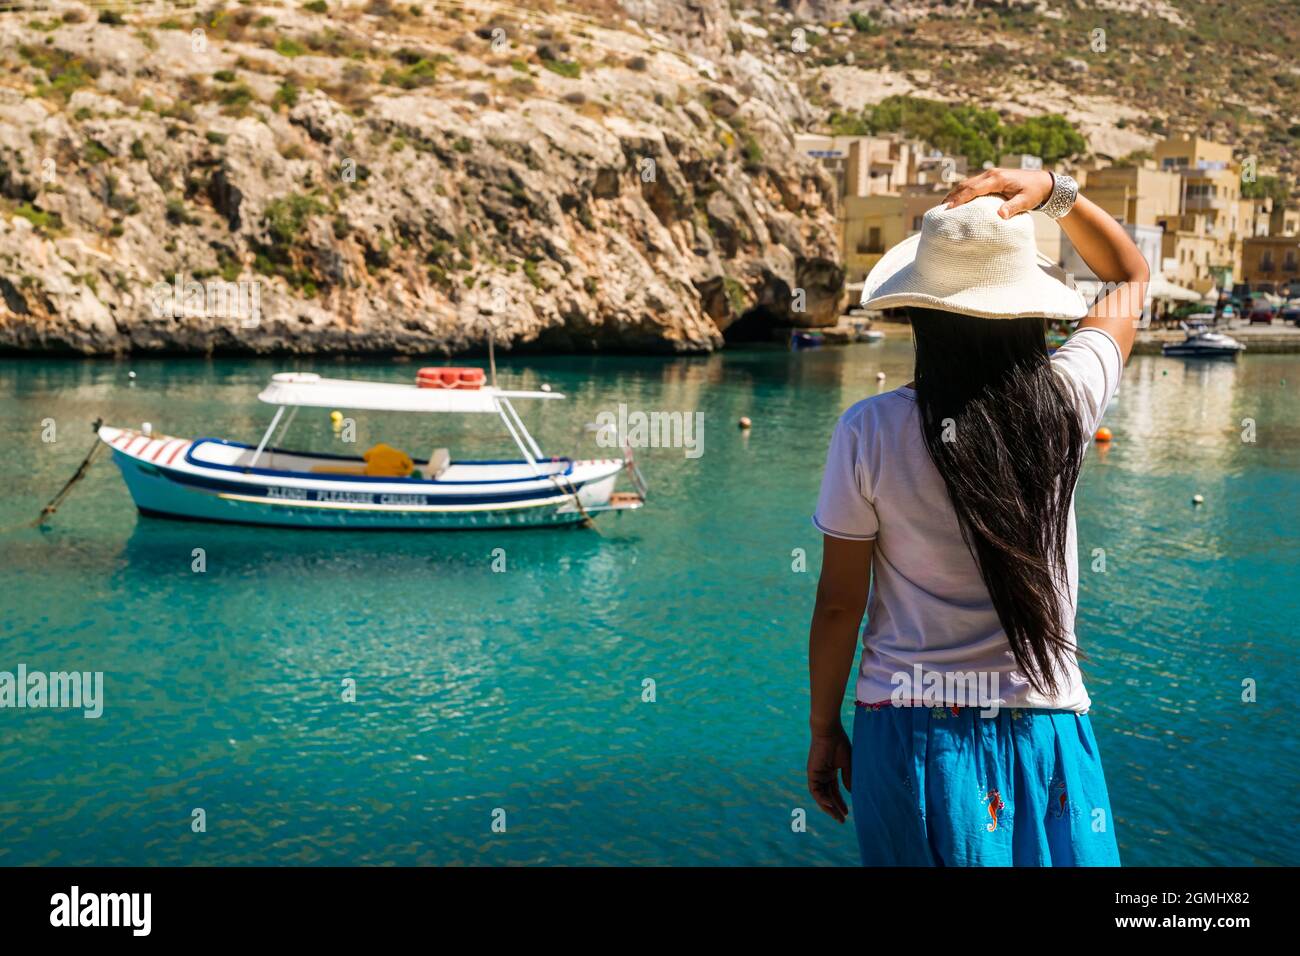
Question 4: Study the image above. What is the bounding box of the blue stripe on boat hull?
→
[183,436,577,485]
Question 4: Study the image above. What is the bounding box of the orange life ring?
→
[416,369,450,389]
[417,367,485,389]
[453,368,486,389]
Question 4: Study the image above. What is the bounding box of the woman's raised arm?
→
[1058,194,1149,362]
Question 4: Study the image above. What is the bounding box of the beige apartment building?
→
[841,182,972,285]
[798,134,948,284]
[1271,202,1300,237]
[794,134,918,201]
[1153,133,1270,292]
[841,194,908,283]
[1084,165,1182,226]
[1242,236,1300,293]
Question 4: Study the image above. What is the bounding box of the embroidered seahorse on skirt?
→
[985,788,1005,832]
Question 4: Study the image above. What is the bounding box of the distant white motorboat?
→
[1162,321,1246,359]
[99,369,647,530]
[842,312,885,343]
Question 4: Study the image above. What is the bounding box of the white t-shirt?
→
[812,327,1124,713]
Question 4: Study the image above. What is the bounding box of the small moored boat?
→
[1162,321,1246,359]
[790,330,825,350]
[99,369,647,530]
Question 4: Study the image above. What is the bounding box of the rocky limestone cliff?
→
[0,0,844,355]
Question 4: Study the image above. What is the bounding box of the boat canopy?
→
[257,372,563,414]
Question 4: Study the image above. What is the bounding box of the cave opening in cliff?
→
[723,305,784,345]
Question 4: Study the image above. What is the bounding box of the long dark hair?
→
[909,307,1084,696]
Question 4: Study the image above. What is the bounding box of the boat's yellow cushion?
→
[361,443,414,477]
[309,443,414,477]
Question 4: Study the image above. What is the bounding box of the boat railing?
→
[622,441,649,501]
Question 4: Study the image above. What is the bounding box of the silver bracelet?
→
[1037,172,1079,220]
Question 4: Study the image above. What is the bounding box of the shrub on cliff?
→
[264,194,326,247]
[541,58,581,79]
[381,60,436,88]
[20,46,99,103]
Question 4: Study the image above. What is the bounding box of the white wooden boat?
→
[99,370,647,530]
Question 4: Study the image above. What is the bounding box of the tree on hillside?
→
[864,96,1003,167]
[1001,114,1088,165]
[842,95,1088,169]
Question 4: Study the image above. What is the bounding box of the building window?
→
[862,226,882,253]
[856,226,885,255]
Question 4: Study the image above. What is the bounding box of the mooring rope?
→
[34,418,105,527]
[549,471,600,532]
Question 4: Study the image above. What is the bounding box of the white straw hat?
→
[860,195,1087,320]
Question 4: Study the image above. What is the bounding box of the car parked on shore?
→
[1248,302,1276,324]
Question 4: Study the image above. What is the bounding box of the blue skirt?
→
[850,704,1121,866]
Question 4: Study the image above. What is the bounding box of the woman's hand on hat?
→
[943,168,1055,219]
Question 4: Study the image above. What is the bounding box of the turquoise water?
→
[0,344,1296,866]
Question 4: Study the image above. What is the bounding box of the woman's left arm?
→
[807,533,874,823]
